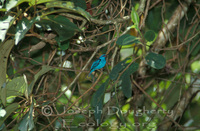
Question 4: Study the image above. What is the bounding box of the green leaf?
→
[91,79,109,122]
[27,65,54,96]
[30,0,55,5]
[144,30,156,42]
[127,62,139,75]
[55,117,62,129]
[0,123,5,130]
[8,0,55,10]
[6,75,28,99]
[0,103,19,127]
[123,35,138,45]
[121,76,132,98]
[38,15,80,42]
[57,40,70,51]
[5,0,18,11]
[72,0,87,9]
[0,40,14,88]
[145,52,166,69]
[109,58,130,80]
[116,34,139,46]
[15,17,40,45]
[30,51,49,65]
[120,63,138,98]
[1,84,6,106]
[18,102,34,131]
[121,62,139,78]
[0,16,14,42]
[131,7,139,26]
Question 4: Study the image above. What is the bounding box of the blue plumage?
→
[89,54,106,76]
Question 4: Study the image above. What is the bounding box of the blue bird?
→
[89,54,106,76]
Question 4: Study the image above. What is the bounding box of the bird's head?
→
[101,54,106,57]
[100,54,106,60]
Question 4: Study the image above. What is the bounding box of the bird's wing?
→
[90,59,101,71]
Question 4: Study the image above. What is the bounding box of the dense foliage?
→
[0,0,200,130]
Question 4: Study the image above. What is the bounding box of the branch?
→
[158,87,199,130]
[152,0,193,51]
[61,12,130,25]
[52,27,131,103]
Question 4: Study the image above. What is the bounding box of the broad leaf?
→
[0,103,19,127]
[123,35,138,45]
[120,63,139,98]
[116,34,139,45]
[18,102,34,131]
[109,58,130,80]
[145,52,166,69]
[15,17,40,45]
[38,15,80,42]
[0,16,14,42]
[1,83,6,106]
[121,76,132,98]
[0,40,14,88]
[120,62,139,78]
[144,30,156,42]
[91,79,109,122]
[5,0,55,11]
[5,0,18,11]
[72,0,87,9]
[57,40,70,51]
[6,75,28,99]
[131,7,139,26]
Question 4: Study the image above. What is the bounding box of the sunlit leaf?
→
[131,7,139,26]
[6,76,28,99]
[145,52,166,69]
[0,16,14,42]
[6,0,55,11]
[5,0,18,11]
[15,17,40,45]
[0,40,14,88]
[191,61,200,73]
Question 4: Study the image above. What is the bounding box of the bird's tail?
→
[88,70,94,77]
